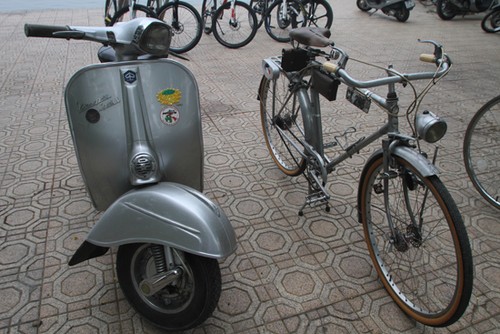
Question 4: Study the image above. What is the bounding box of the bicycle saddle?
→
[289,27,332,48]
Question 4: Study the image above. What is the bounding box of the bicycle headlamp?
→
[416,110,447,143]
[137,21,172,56]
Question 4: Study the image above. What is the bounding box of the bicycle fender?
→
[391,146,440,177]
[69,182,237,265]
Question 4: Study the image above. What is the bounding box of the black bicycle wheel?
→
[265,0,306,43]
[157,1,203,53]
[201,0,217,34]
[481,7,500,33]
[358,151,473,327]
[303,0,333,28]
[212,1,258,48]
[250,0,267,29]
[258,74,307,176]
[110,4,157,25]
[463,95,500,209]
[105,0,118,26]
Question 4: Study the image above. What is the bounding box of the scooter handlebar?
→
[24,23,71,38]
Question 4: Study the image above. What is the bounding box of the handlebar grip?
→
[323,62,338,73]
[24,24,71,38]
[419,54,436,63]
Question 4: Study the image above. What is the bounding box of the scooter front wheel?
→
[116,243,221,331]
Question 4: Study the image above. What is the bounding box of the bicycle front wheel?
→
[110,4,157,24]
[265,0,306,43]
[463,95,500,209]
[258,74,306,176]
[358,151,473,327]
[157,1,203,53]
[212,1,258,48]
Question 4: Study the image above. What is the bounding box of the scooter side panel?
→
[64,59,203,211]
[84,182,237,259]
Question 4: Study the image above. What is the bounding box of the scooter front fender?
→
[69,182,237,265]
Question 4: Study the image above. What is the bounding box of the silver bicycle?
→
[258,27,473,327]
[463,95,500,209]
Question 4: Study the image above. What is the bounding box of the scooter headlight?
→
[138,21,171,56]
[416,110,447,143]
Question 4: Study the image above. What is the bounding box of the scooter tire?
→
[436,0,457,20]
[395,6,410,22]
[116,243,221,331]
[356,0,372,12]
[481,8,500,33]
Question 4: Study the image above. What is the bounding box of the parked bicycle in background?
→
[258,26,473,327]
[463,95,500,209]
[105,0,203,53]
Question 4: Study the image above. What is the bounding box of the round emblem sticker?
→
[160,107,180,125]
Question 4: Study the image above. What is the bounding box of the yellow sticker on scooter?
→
[157,88,182,105]
[160,107,180,126]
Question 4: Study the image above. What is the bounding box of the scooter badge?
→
[160,107,180,125]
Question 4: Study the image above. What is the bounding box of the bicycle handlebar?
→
[323,53,450,89]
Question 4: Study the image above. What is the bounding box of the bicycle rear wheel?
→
[110,4,157,24]
[303,0,333,29]
[463,95,500,209]
[212,1,258,48]
[201,0,217,34]
[358,151,473,327]
[249,0,266,29]
[265,0,306,43]
[258,74,307,176]
[157,1,203,53]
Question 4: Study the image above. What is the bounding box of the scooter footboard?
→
[70,182,237,265]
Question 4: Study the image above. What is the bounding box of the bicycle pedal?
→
[298,191,330,216]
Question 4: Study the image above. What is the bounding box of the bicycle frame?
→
[262,41,449,213]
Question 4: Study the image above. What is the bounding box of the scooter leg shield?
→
[69,182,237,265]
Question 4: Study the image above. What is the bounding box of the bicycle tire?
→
[212,1,258,49]
[264,0,307,43]
[110,4,157,25]
[249,0,266,29]
[481,7,500,33]
[258,74,307,176]
[157,1,203,53]
[105,0,118,26]
[463,95,500,209]
[201,0,216,34]
[303,0,333,29]
[358,151,473,327]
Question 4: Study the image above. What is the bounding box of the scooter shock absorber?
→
[151,245,168,273]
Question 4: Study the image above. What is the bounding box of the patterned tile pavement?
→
[1,1,499,333]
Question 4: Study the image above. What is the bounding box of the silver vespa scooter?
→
[356,0,416,21]
[24,18,236,331]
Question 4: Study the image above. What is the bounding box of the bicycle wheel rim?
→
[157,2,202,53]
[265,0,306,43]
[259,75,306,176]
[213,1,258,48]
[359,153,472,326]
[463,96,500,208]
[305,0,333,28]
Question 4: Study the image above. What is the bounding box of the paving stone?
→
[1,1,499,333]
